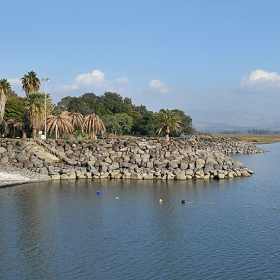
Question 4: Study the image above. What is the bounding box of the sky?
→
[2,0,280,117]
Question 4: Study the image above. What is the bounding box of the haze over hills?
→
[188,110,280,133]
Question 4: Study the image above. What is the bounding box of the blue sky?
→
[2,0,280,117]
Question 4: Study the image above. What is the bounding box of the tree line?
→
[0,71,195,141]
[247,129,280,135]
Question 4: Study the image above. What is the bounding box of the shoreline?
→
[0,136,266,188]
[0,167,51,188]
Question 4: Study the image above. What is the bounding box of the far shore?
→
[211,134,280,144]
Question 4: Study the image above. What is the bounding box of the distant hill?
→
[187,110,280,133]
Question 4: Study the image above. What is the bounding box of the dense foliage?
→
[4,97,25,121]
[54,92,195,137]
[2,73,195,138]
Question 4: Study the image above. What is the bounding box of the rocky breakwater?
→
[0,136,265,181]
[194,135,266,154]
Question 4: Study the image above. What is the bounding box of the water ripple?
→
[1,144,280,279]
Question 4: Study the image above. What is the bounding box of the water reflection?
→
[1,144,280,279]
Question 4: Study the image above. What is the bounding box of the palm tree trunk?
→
[0,119,6,137]
[23,109,30,139]
[22,130,27,140]
[165,133,170,142]
[0,89,7,123]
[32,127,37,139]
[165,126,170,142]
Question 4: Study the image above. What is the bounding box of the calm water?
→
[1,143,280,279]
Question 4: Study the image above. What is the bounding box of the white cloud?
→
[7,78,25,97]
[115,76,130,85]
[240,69,280,91]
[55,70,130,93]
[75,70,105,86]
[57,83,79,91]
[149,79,170,93]
[8,78,21,86]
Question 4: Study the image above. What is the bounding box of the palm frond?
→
[83,113,106,139]
[61,111,84,131]
[46,115,74,139]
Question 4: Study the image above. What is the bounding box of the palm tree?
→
[83,113,106,139]
[24,92,52,138]
[6,118,23,138]
[0,78,12,123]
[61,111,84,131]
[21,71,41,139]
[153,109,181,142]
[21,71,41,97]
[46,114,74,139]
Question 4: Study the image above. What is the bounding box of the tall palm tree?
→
[153,109,181,142]
[21,71,41,96]
[46,114,74,139]
[24,92,52,138]
[21,71,41,139]
[61,111,84,131]
[83,113,106,139]
[0,78,12,123]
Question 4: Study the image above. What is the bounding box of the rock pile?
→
[0,136,265,181]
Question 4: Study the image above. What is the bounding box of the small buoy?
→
[159,198,163,203]
[96,191,101,195]
[115,196,119,199]
[181,200,186,204]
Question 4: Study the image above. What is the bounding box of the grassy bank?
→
[211,134,280,144]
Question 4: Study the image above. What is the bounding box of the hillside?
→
[188,110,280,133]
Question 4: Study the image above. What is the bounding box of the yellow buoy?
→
[159,198,163,203]
[115,196,119,199]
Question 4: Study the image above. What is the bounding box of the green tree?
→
[0,78,12,123]
[132,104,148,115]
[103,99,123,114]
[81,97,110,116]
[4,97,25,121]
[134,112,156,137]
[153,109,181,142]
[82,92,100,101]
[55,96,74,112]
[68,98,92,116]
[91,102,111,116]
[124,97,133,108]
[101,92,123,104]
[100,92,126,114]
[170,109,195,136]
[24,92,52,138]
[101,115,120,135]
[21,71,41,96]
[115,113,133,135]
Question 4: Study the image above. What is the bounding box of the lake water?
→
[1,143,280,279]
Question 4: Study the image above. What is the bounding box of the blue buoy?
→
[97,191,101,195]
